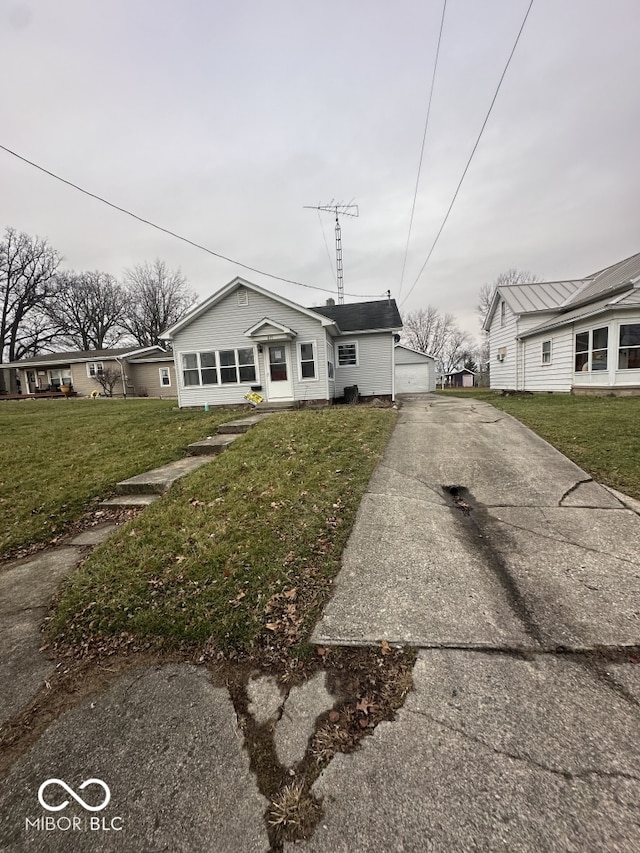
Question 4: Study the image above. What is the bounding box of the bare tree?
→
[92,365,122,397]
[402,305,472,374]
[477,268,543,326]
[47,270,126,350]
[0,228,60,370]
[121,259,196,347]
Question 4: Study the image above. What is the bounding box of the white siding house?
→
[394,345,436,393]
[483,251,640,394]
[163,278,402,407]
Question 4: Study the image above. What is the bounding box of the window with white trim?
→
[575,327,608,372]
[181,349,256,386]
[500,300,506,327]
[327,342,335,380]
[619,324,640,369]
[541,340,552,364]
[86,362,104,377]
[159,367,171,387]
[337,342,358,367]
[298,341,317,380]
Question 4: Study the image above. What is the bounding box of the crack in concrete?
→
[558,478,594,506]
[407,708,640,784]
[490,514,639,568]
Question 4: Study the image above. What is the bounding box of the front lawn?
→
[0,399,243,555]
[438,390,640,500]
[49,407,396,656]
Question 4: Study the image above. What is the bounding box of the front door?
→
[265,344,293,401]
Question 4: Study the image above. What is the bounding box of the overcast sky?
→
[1,0,639,341]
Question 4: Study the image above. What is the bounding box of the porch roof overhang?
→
[244,318,298,341]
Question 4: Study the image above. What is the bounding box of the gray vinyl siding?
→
[334,333,395,397]
[171,288,330,406]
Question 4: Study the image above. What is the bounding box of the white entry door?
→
[265,344,293,400]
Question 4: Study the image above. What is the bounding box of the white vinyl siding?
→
[488,302,518,389]
[519,330,573,391]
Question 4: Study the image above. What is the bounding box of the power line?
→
[400,0,535,308]
[398,0,447,301]
[0,143,383,300]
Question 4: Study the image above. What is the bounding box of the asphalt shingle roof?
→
[312,299,402,332]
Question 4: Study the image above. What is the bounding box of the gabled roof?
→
[483,249,640,332]
[162,277,337,338]
[395,344,435,361]
[519,286,640,339]
[312,299,402,332]
[245,318,297,339]
[7,346,163,367]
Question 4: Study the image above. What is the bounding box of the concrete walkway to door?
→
[300,393,640,852]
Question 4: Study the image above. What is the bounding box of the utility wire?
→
[0,143,383,299]
[398,0,447,301]
[400,0,535,307]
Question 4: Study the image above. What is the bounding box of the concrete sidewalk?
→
[1,394,639,851]
[301,394,640,851]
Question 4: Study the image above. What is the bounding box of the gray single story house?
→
[163,277,403,407]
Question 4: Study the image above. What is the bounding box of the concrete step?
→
[115,456,215,495]
[187,434,241,456]
[101,494,161,508]
[215,414,270,434]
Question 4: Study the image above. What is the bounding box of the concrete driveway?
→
[303,394,640,852]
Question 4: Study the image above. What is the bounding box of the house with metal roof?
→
[162,277,403,407]
[482,251,640,393]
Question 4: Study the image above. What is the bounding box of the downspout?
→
[515,319,520,390]
[391,332,396,402]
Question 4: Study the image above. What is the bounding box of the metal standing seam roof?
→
[565,251,640,306]
[518,291,639,339]
[499,280,584,313]
[312,299,402,332]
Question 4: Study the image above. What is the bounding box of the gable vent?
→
[237,288,249,307]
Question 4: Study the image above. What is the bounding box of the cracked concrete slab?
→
[559,479,622,508]
[485,507,640,647]
[0,665,269,853]
[288,650,640,852]
[0,548,82,724]
[312,499,531,648]
[274,672,333,767]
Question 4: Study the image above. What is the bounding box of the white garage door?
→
[395,363,434,394]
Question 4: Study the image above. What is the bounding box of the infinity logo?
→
[38,779,111,812]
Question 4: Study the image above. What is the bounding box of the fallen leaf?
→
[380,640,392,655]
[284,588,297,600]
[328,710,340,723]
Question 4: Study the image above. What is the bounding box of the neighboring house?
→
[444,368,476,388]
[7,346,177,398]
[162,277,402,408]
[394,345,436,393]
[483,250,640,393]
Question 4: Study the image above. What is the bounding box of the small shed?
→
[445,368,476,388]
[394,345,436,394]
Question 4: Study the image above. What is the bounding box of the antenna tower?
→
[304,200,359,303]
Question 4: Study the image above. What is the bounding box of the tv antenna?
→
[304,199,359,303]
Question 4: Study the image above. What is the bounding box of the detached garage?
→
[395,345,436,394]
